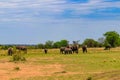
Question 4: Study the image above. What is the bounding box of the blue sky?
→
[0,0,120,44]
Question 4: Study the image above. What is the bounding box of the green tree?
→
[53,41,61,48]
[104,31,120,47]
[60,40,69,47]
[45,40,54,48]
[53,39,69,48]
[83,39,99,47]
[37,43,44,49]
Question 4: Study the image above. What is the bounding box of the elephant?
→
[64,47,72,54]
[71,45,79,53]
[16,46,27,53]
[82,45,87,53]
[44,48,48,54]
[8,47,13,56]
[104,45,111,50]
[60,47,72,54]
[60,47,65,54]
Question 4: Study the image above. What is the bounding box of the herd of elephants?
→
[59,45,87,54]
[7,46,27,56]
[7,45,111,56]
[7,45,87,56]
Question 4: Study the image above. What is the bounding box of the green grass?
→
[0,48,120,80]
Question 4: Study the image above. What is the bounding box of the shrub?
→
[12,51,26,61]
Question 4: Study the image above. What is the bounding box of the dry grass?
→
[0,62,64,80]
[0,47,120,80]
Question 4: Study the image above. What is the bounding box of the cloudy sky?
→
[0,0,120,44]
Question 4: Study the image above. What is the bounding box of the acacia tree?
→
[104,31,120,47]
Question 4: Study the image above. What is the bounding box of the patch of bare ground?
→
[92,70,120,80]
[0,61,64,80]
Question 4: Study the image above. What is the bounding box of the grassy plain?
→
[0,47,120,80]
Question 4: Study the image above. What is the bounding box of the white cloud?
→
[0,0,120,22]
[0,2,17,8]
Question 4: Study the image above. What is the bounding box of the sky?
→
[0,0,120,44]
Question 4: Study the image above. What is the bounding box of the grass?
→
[0,48,120,80]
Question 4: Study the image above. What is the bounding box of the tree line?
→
[0,31,120,49]
[36,31,120,49]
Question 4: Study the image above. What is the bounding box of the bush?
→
[12,51,26,61]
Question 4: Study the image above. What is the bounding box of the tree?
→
[104,31,120,47]
[53,41,61,48]
[37,43,44,49]
[45,40,54,48]
[59,40,69,47]
[82,39,99,47]
[53,39,69,48]
[97,37,105,47]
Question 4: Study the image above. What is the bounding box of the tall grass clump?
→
[12,53,26,61]
[12,47,26,62]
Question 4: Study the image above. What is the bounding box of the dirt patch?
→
[0,61,64,80]
[92,70,120,80]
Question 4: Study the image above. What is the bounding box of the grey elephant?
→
[71,45,79,53]
[16,46,27,53]
[8,47,13,56]
[60,47,65,54]
[64,47,72,54]
[82,45,87,53]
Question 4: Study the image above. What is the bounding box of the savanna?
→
[0,47,120,80]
